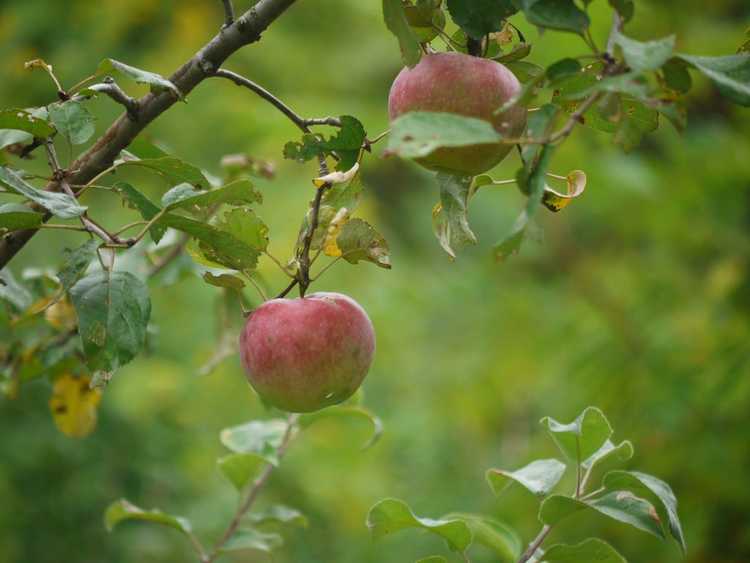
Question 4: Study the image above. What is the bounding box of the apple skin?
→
[239,292,375,413]
[388,52,527,176]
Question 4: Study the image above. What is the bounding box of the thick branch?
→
[0,0,299,269]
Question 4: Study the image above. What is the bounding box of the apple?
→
[388,51,527,176]
[239,292,375,413]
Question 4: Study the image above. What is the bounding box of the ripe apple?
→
[388,51,527,176]
[239,292,375,413]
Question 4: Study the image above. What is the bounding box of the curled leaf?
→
[543,170,587,212]
[313,162,360,188]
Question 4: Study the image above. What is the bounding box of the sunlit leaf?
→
[299,404,384,450]
[114,182,166,243]
[49,373,102,438]
[487,459,566,497]
[220,419,290,465]
[97,58,181,98]
[104,499,191,534]
[203,272,246,291]
[613,31,675,72]
[677,53,750,106]
[447,513,522,560]
[0,203,44,232]
[161,179,261,212]
[48,100,96,145]
[0,108,54,138]
[335,218,391,269]
[542,538,626,562]
[367,498,472,552]
[217,452,267,491]
[541,407,612,463]
[0,166,86,219]
[432,173,477,259]
[119,157,210,189]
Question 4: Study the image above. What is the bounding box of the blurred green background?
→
[1,1,749,562]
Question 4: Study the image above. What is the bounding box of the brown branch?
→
[221,0,235,28]
[0,0,300,269]
[85,79,139,120]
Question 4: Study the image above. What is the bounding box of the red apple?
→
[239,292,375,413]
[388,52,527,176]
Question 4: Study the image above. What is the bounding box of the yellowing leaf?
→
[49,374,102,438]
[313,162,360,189]
[322,208,351,257]
[44,299,78,331]
[543,170,587,212]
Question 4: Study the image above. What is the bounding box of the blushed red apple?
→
[239,292,375,413]
[388,51,527,176]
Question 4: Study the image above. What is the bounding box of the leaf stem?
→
[517,525,552,563]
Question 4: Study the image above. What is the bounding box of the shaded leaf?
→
[161,179,261,212]
[677,53,750,106]
[493,210,528,262]
[608,0,634,22]
[49,373,102,438]
[104,499,191,534]
[284,116,365,172]
[203,272,246,291]
[217,452,267,491]
[487,459,566,498]
[114,182,166,243]
[220,419,289,465]
[541,407,612,463]
[447,513,522,560]
[119,157,210,189]
[542,538,626,563]
[335,218,391,269]
[513,0,590,34]
[613,31,675,72]
[0,268,32,311]
[98,58,181,98]
[433,173,476,259]
[221,529,283,553]
[383,0,422,67]
[0,166,86,219]
[246,505,308,528]
[70,271,151,373]
[0,129,33,150]
[0,108,55,138]
[446,0,517,40]
[299,405,384,450]
[48,100,96,145]
[58,239,98,293]
[367,498,472,552]
[0,203,44,232]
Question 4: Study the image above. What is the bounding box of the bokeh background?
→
[1,1,749,562]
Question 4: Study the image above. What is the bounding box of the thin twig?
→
[221,0,235,28]
[275,278,299,298]
[204,414,299,563]
[606,11,623,56]
[147,234,190,277]
[517,525,552,563]
[86,79,139,120]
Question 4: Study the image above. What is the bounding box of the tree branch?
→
[221,0,235,28]
[0,0,300,269]
[517,525,552,563]
[85,79,139,120]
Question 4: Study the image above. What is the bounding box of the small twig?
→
[275,278,299,299]
[86,79,139,120]
[517,525,552,563]
[221,0,235,28]
[204,414,299,563]
[244,273,269,301]
[147,234,190,278]
[35,224,90,232]
[606,11,623,56]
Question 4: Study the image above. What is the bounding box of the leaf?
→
[48,101,96,145]
[382,0,422,67]
[387,111,502,160]
[161,179,261,212]
[446,0,517,40]
[543,169,586,212]
[104,499,192,535]
[313,162,360,188]
[582,439,634,476]
[541,407,612,463]
[299,405,384,450]
[284,116,366,171]
[221,529,283,553]
[487,459,566,498]
[0,129,33,150]
[0,108,55,138]
[493,210,529,262]
[334,218,391,269]
[0,203,44,232]
[513,0,590,34]
[432,173,476,259]
[521,144,554,217]
[613,31,675,73]
[417,557,448,563]
[216,207,269,254]
[0,268,32,311]
[246,505,308,528]
[160,213,262,271]
[217,453,268,491]
[58,239,99,293]
[603,470,686,551]
[608,0,634,22]
[0,166,86,219]
[97,58,181,98]
[546,58,583,83]
[48,373,102,438]
[662,59,692,93]
[203,272,246,291]
[542,538,626,563]
[367,498,473,552]
[114,182,166,243]
[676,54,750,106]
[220,419,289,465]
[69,271,151,373]
[539,492,664,539]
[119,157,210,189]
[447,514,522,560]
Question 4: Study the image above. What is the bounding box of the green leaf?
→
[416,557,448,563]
[161,179,261,213]
[521,144,554,217]
[447,514,521,560]
[540,492,665,539]
[97,58,181,98]
[542,538,626,563]
[104,499,191,535]
[0,268,32,311]
[662,59,692,93]
[48,100,96,145]
[58,240,99,293]
[246,505,308,528]
[159,213,262,271]
[284,116,365,171]
[546,58,582,83]
[677,54,750,106]
[382,0,422,67]
[494,210,528,262]
[220,419,289,465]
[582,439,634,476]
[0,166,86,219]
[541,407,612,464]
[388,111,502,160]
[0,108,55,138]
[0,129,33,150]
[0,203,44,232]
[613,31,675,73]
[335,218,391,269]
[487,459,566,498]
[221,529,283,553]
[299,405,384,450]
[608,0,634,22]
[217,452,268,491]
[446,0,517,40]
[119,157,210,189]
[432,173,477,259]
[513,0,590,34]
[203,272,246,291]
[367,498,473,552]
[70,271,151,373]
[216,207,269,254]
[603,470,686,552]
[113,182,166,243]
